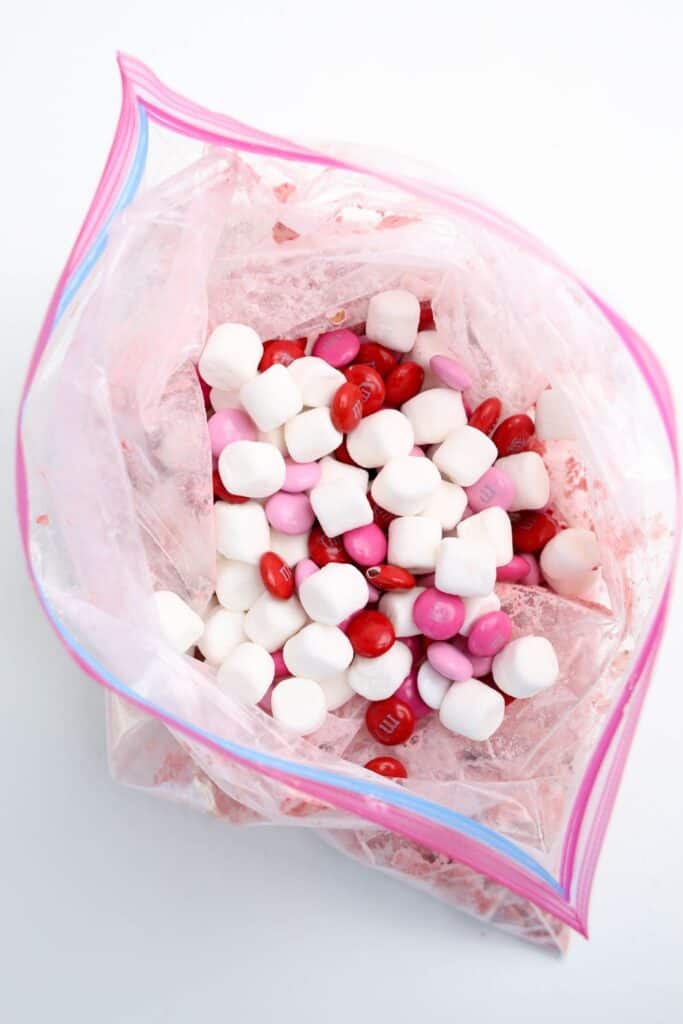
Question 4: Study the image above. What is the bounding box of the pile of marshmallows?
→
[155,289,601,780]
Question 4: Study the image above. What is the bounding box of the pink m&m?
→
[401,635,424,664]
[467,611,512,657]
[426,642,473,681]
[265,492,315,534]
[466,466,515,513]
[412,588,465,641]
[429,355,472,391]
[342,523,388,566]
[294,558,318,591]
[393,668,431,720]
[282,458,321,493]
[452,636,492,678]
[312,328,360,368]
[207,408,257,457]
[519,553,541,586]
[496,555,530,583]
[271,650,288,678]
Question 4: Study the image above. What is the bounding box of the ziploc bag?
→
[17,55,679,950]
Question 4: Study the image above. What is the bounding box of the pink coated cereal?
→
[413,588,465,640]
[467,611,512,657]
[429,354,473,391]
[265,492,315,535]
[342,523,388,566]
[282,458,321,493]
[426,642,473,681]
[312,328,360,368]
[207,409,257,457]
[466,466,515,512]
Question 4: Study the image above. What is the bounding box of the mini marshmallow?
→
[457,506,513,567]
[540,528,600,598]
[287,356,346,407]
[310,480,373,537]
[435,537,496,597]
[258,425,288,454]
[371,456,441,516]
[401,389,467,445]
[244,593,308,652]
[492,635,559,698]
[283,623,353,679]
[198,606,246,665]
[216,642,274,704]
[421,480,468,531]
[284,407,343,463]
[495,452,550,511]
[198,323,263,390]
[417,662,451,709]
[410,330,445,388]
[210,387,241,412]
[387,516,442,573]
[153,591,204,653]
[459,592,501,637]
[433,426,498,487]
[317,455,369,492]
[346,409,414,468]
[534,388,576,441]
[317,671,355,711]
[439,679,505,740]
[379,587,426,637]
[215,558,264,611]
[348,642,412,700]
[218,441,286,498]
[240,363,303,431]
[269,529,311,567]
[299,563,369,625]
[215,501,271,564]
[366,289,420,353]
[271,676,327,735]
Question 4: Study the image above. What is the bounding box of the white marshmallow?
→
[244,593,308,652]
[534,388,576,441]
[346,409,414,468]
[216,642,274,704]
[317,455,369,492]
[269,529,310,567]
[433,426,498,487]
[218,441,285,498]
[199,323,263,390]
[153,591,204,653]
[366,289,420,352]
[417,662,451,709]
[439,679,505,740]
[492,635,559,698]
[401,389,467,445]
[410,330,446,388]
[495,452,550,511]
[284,407,343,463]
[258,425,288,454]
[459,593,501,637]
[317,671,355,711]
[310,481,373,537]
[421,480,468,531]
[456,507,513,567]
[283,623,353,679]
[198,606,246,665]
[371,456,441,516]
[215,500,271,564]
[435,537,496,597]
[240,363,303,431]
[215,558,264,611]
[299,563,369,625]
[387,516,442,573]
[347,642,412,700]
[210,387,241,412]
[271,676,327,735]
[540,528,600,598]
[287,356,346,407]
[379,587,426,637]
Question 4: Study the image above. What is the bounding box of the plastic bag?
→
[17,55,679,951]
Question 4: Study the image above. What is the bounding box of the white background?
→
[2,2,682,1021]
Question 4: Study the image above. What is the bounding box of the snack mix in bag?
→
[17,56,678,952]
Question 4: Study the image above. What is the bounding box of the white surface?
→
[2,1,682,1021]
